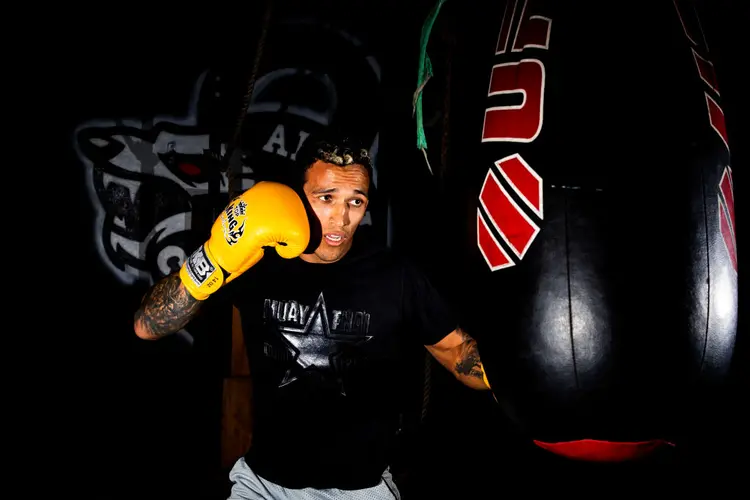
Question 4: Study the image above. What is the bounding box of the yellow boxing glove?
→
[179,181,310,300]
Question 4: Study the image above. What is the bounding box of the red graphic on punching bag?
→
[482,60,545,143]
[477,208,515,271]
[495,153,543,219]
[719,167,737,272]
[479,166,540,260]
[673,0,735,271]
[478,0,549,272]
[705,94,729,151]
[673,0,730,152]
[496,0,552,55]
[691,49,719,94]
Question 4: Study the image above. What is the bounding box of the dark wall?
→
[56,1,746,498]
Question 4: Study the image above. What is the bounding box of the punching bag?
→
[436,0,738,461]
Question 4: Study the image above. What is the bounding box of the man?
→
[133,135,492,499]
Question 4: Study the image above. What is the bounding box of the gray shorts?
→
[227,457,401,500]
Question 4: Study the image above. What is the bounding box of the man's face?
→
[301,160,370,264]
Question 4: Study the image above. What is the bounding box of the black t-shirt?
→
[221,240,457,489]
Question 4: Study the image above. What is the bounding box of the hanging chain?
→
[226,0,275,200]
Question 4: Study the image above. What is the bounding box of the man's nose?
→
[331,202,350,227]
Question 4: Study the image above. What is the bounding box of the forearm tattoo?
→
[134,273,202,338]
[453,330,484,381]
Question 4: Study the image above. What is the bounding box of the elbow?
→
[134,323,157,341]
[456,372,491,391]
[133,314,158,341]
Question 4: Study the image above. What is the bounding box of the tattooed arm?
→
[133,272,203,340]
[425,328,491,390]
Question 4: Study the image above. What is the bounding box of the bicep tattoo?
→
[453,330,484,380]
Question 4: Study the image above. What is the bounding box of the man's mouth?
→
[323,232,346,246]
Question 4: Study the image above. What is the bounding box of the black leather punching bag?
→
[440,0,738,461]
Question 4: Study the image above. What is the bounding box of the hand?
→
[179,181,310,300]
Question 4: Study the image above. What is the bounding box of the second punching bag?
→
[436,0,738,461]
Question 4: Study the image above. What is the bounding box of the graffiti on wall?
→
[76,71,237,287]
[75,19,383,342]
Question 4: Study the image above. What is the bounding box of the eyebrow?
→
[312,187,369,198]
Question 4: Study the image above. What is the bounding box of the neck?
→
[299,253,343,264]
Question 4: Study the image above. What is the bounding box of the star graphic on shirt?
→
[276,292,372,393]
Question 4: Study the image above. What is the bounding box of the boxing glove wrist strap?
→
[179,243,225,300]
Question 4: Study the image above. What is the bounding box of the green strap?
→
[414,0,448,174]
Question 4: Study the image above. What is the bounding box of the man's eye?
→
[318,195,332,202]
[350,199,364,207]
